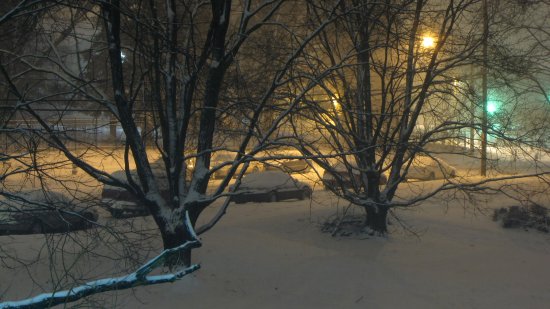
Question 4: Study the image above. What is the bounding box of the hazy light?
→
[421,35,436,49]
[120,51,127,63]
[332,97,340,111]
[487,101,498,114]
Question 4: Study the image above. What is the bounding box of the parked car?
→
[102,170,154,218]
[211,151,264,179]
[102,158,195,218]
[404,155,457,181]
[0,190,98,235]
[264,158,311,174]
[230,171,312,203]
[211,152,236,179]
[322,163,388,190]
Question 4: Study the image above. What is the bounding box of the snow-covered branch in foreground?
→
[0,219,201,309]
[0,241,200,309]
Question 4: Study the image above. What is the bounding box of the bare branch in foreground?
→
[0,213,202,309]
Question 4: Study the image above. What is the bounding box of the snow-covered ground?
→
[1,147,550,308]
[105,188,550,309]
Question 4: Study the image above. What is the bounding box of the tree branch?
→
[0,213,201,309]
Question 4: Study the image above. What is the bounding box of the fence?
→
[0,117,157,151]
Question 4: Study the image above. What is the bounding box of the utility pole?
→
[469,64,475,155]
[481,0,488,176]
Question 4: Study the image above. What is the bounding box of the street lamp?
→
[421,34,436,49]
[487,100,498,114]
[331,97,341,112]
[481,0,489,177]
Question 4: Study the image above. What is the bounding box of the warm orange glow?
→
[421,35,436,49]
[331,97,340,111]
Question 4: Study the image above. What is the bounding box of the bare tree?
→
[287,0,550,233]
[0,0,342,305]
[2,0,549,306]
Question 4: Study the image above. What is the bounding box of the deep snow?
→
[1,146,549,308]
[104,189,550,309]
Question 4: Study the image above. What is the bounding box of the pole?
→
[481,0,488,177]
[469,64,475,154]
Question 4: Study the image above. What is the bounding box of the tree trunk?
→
[159,221,196,267]
[157,206,203,267]
[363,171,387,233]
[365,204,388,234]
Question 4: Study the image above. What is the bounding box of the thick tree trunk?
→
[157,206,202,267]
[365,204,388,234]
[160,225,195,267]
[363,171,388,233]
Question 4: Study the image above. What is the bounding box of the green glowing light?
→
[486,91,502,115]
[487,100,498,114]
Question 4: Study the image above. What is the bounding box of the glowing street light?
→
[487,100,499,114]
[331,97,341,111]
[421,35,436,49]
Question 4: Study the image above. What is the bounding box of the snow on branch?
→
[0,240,200,309]
[0,214,202,309]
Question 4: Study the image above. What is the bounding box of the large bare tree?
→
[0,0,340,306]
[289,0,550,233]
[2,0,550,306]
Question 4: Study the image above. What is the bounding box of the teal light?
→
[487,100,498,114]
[486,92,501,115]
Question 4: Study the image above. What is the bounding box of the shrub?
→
[493,204,549,233]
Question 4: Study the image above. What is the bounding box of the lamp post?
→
[481,0,488,177]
